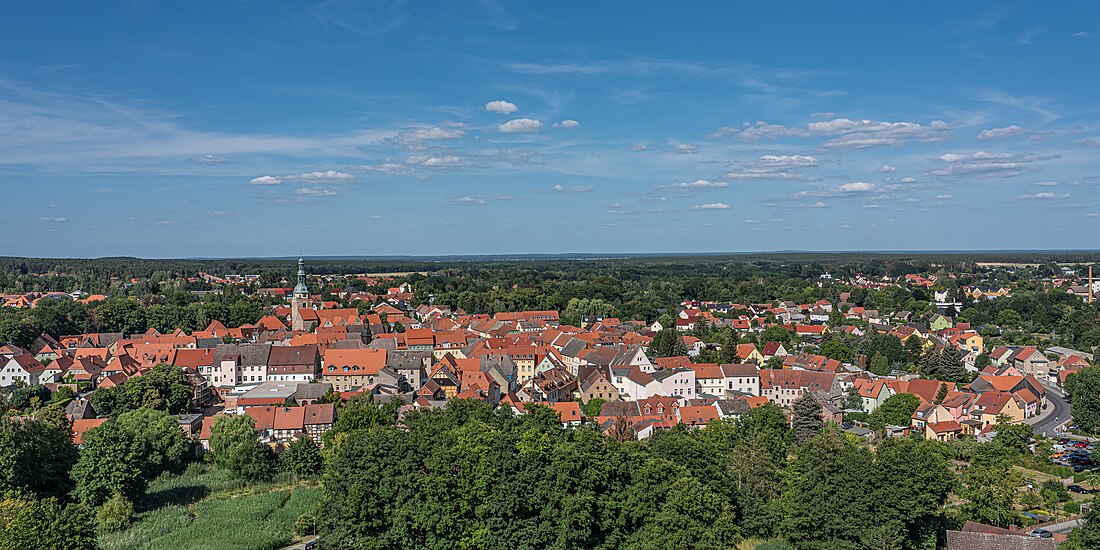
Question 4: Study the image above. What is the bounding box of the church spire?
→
[293,256,309,298]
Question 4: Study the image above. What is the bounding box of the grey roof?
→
[213,343,271,367]
[367,338,397,351]
[560,338,588,358]
[293,382,333,401]
[600,401,640,417]
[715,399,749,417]
[1045,346,1093,360]
[387,350,432,371]
[240,380,300,400]
[945,530,1054,550]
[195,337,222,349]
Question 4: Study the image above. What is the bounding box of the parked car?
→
[1030,528,1053,538]
[1068,484,1092,494]
[1075,442,1089,448]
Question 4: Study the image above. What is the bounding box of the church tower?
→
[291,256,309,331]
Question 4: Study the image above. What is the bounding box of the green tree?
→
[869,352,889,376]
[0,490,97,550]
[91,296,146,334]
[973,353,992,371]
[281,437,323,478]
[91,363,193,417]
[1066,366,1100,432]
[792,393,823,443]
[843,387,863,411]
[819,335,853,363]
[208,414,275,481]
[959,465,1023,527]
[321,394,399,448]
[581,398,605,417]
[0,417,79,499]
[760,325,794,348]
[72,408,187,506]
[650,329,688,358]
[870,393,921,429]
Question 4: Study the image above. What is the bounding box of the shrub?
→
[96,493,134,533]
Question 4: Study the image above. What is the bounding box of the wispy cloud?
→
[977,125,1028,140]
[718,118,950,149]
[249,170,356,185]
[552,119,580,128]
[1018,192,1069,200]
[657,179,729,191]
[929,151,1047,178]
[691,202,731,210]
[190,154,226,164]
[552,184,594,193]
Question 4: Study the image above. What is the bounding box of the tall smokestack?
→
[1090,265,1095,304]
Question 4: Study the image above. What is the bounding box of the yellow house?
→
[973,391,1025,427]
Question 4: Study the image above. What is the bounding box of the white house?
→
[0,355,46,387]
[721,363,760,396]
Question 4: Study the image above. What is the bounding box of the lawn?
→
[99,464,321,550]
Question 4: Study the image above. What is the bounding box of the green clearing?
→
[99,464,320,550]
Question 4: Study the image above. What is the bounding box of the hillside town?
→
[3,256,1100,549]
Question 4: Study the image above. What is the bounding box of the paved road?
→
[1028,384,1071,437]
[1045,517,1084,534]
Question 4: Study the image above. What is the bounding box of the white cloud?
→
[552,184,594,193]
[282,170,355,183]
[1077,137,1100,147]
[450,196,487,205]
[295,187,339,197]
[691,202,731,210]
[1018,192,1069,200]
[485,100,518,114]
[1087,212,1098,217]
[936,194,955,200]
[249,175,282,185]
[250,170,355,185]
[1034,181,1058,187]
[862,204,881,208]
[630,143,648,151]
[900,177,916,183]
[730,118,951,149]
[405,155,467,168]
[808,201,828,208]
[498,118,543,133]
[38,216,66,222]
[726,154,820,181]
[674,143,699,154]
[836,182,876,193]
[929,151,1043,178]
[658,179,729,191]
[878,164,896,173]
[355,162,414,175]
[395,125,465,144]
[190,154,226,164]
[1074,32,1089,38]
[553,119,580,128]
[977,125,1028,140]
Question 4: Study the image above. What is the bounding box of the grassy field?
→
[100,464,321,550]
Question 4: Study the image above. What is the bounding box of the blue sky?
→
[2,1,1099,257]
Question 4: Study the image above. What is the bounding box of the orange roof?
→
[322,348,386,376]
[979,375,1022,392]
[679,405,719,426]
[72,418,108,445]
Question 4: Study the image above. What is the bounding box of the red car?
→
[1075,442,1090,448]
